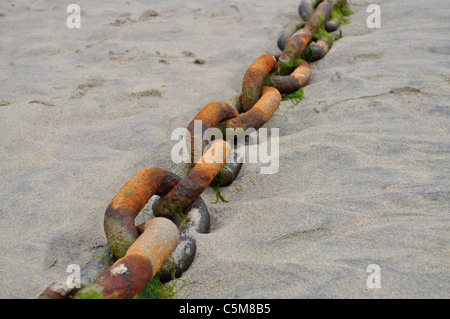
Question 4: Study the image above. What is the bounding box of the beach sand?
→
[0,0,449,298]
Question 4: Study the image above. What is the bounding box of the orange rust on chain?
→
[265,61,312,94]
[305,0,338,31]
[311,38,330,60]
[187,101,238,163]
[277,21,306,51]
[302,38,330,62]
[39,286,79,299]
[278,0,339,75]
[241,54,278,112]
[104,167,181,259]
[153,140,231,218]
[298,0,324,21]
[278,28,313,75]
[39,0,353,299]
[217,86,282,133]
[74,218,179,299]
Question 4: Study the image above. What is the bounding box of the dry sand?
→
[0,0,449,298]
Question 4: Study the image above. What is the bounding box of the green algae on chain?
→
[274,88,305,120]
[75,218,179,299]
[160,197,211,282]
[264,61,311,94]
[134,260,186,300]
[325,0,352,32]
[241,54,278,111]
[311,13,333,44]
[301,38,330,62]
[212,184,229,203]
[134,274,186,299]
[211,164,234,187]
[277,0,352,75]
[277,28,312,76]
[104,167,181,259]
[312,2,351,43]
[282,87,305,104]
[179,163,194,177]
[210,166,233,204]
[277,20,306,51]
[153,140,231,218]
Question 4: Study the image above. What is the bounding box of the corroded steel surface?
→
[277,21,306,51]
[39,0,351,299]
[241,54,278,112]
[279,0,339,74]
[218,87,282,133]
[298,0,323,21]
[265,61,312,94]
[74,218,178,299]
[187,101,238,163]
[153,140,231,218]
[104,167,181,259]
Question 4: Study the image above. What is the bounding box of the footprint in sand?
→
[72,77,104,99]
[347,52,384,63]
[28,100,56,106]
[128,89,163,99]
[111,10,159,26]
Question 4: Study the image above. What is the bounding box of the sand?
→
[0,0,449,298]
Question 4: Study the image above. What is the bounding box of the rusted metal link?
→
[277,21,306,51]
[226,94,243,113]
[298,0,323,22]
[137,197,210,283]
[278,28,312,75]
[186,101,242,186]
[186,100,246,187]
[210,149,243,187]
[325,19,339,32]
[153,139,231,219]
[278,0,339,75]
[187,101,238,163]
[74,218,179,299]
[37,0,354,300]
[264,61,312,94]
[305,0,339,31]
[217,86,282,134]
[325,0,352,32]
[159,197,208,282]
[38,246,114,299]
[136,197,209,282]
[303,38,330,62]
[104,167,181,259]
[241,54,278,112]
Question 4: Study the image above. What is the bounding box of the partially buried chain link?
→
[39,0,351,299]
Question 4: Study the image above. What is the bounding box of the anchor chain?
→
[39,0,351,299]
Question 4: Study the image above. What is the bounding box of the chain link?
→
[39,0,351,299]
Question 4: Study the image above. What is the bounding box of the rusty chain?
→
[39,0,351,299]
